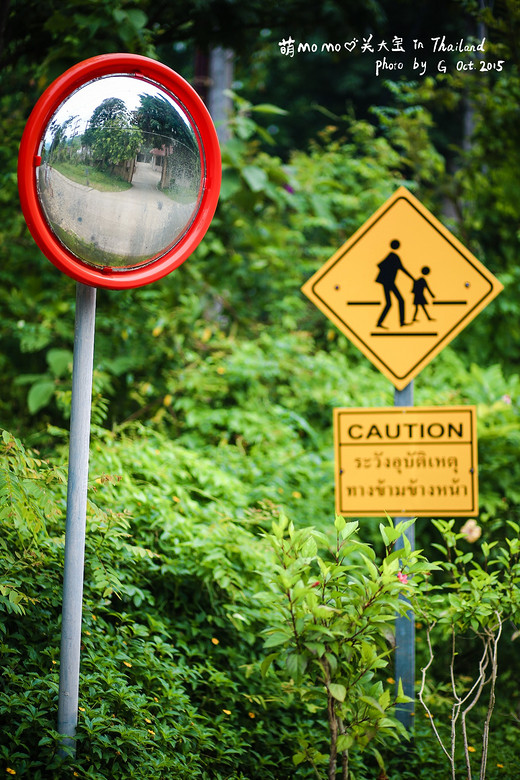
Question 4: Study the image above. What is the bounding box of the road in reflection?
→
[39,160,198,268]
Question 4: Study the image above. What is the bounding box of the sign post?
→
[18,54,221,754]
[393,381,414,732]
[303,187,502,731]
[333,398,479,729]
[57,283,96,750]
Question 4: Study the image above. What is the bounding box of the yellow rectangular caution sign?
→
[334,406,478,517]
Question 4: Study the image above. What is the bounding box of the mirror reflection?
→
[37,75,203,269]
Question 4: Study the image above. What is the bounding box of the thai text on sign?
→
[334,406,478,517]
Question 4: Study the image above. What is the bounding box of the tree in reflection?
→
[135,94,200,195]
[47,116,81,163]
[83,98,143,180]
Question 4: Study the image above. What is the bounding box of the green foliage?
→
[260,513,433,778]
[2,2,520,777]
[0,428,303,777]
[414,518,520,780]
[370,2,520,369]
[210,103,403,330]
[82,98,143,170]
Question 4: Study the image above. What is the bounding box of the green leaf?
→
[263,630,291,648]
[220,169,242,200]
[125,8,148,29]
[260,652,278,677]
[300,535,317,558]
[336,734,352,753]
[242,165,269,192]
[46,348,73,377]
[340,520,359,541]
[250,103,288,116]
[27,380,55,414]
[396,678,412,704]
[372,747,386,769]
[286,652,307,680]
[328,683,346,702]
[325,652,338,676]
[359,695,385,714]
[379,523,391,547]
[378,687,391,711]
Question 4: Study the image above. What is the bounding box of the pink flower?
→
[460,519,482,543]
[397,572,408,584]
[501,394,512,404]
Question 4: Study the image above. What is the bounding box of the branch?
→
[338,716,349,780]
[418,622,454,772]
[323,660,338,780]
[480,612,502,780]
[450,626,461,780]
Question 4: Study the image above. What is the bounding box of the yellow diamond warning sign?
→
[302,187,503,389]
[334,406,478,517]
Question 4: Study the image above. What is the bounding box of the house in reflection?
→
[150,145,174,189]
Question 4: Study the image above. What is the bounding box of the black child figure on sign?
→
[375,239,415,328]
[412,266,435,321]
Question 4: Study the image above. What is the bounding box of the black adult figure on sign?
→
[375,239,415,328]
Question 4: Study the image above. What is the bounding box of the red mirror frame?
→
[18,54,221,290]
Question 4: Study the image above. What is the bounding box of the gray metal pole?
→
[393,380,415,732]
[58,282,97,755]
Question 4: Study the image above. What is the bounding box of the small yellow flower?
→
[292,491,302,499]
[79,707,85,712]
[497,764,505,769]
[386,677,395,684]
[123,661,132,668]
[154,697,159,702]
[468,745,476,753]
[211,637,220,645]
[145,717,152,724]
[147,729,155,736]
[248,712,255,719]
[163,394,173,407]
[223,709,231,715]
[52,660,57,664]
[6,769,16,775]
[216,366,226,375]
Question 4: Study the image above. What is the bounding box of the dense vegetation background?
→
[1,0,520,777]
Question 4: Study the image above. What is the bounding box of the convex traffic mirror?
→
[18,54,221,289]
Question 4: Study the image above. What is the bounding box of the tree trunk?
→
[194,46,233,143]
[209,46,233,143]
[327,693,338,780]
